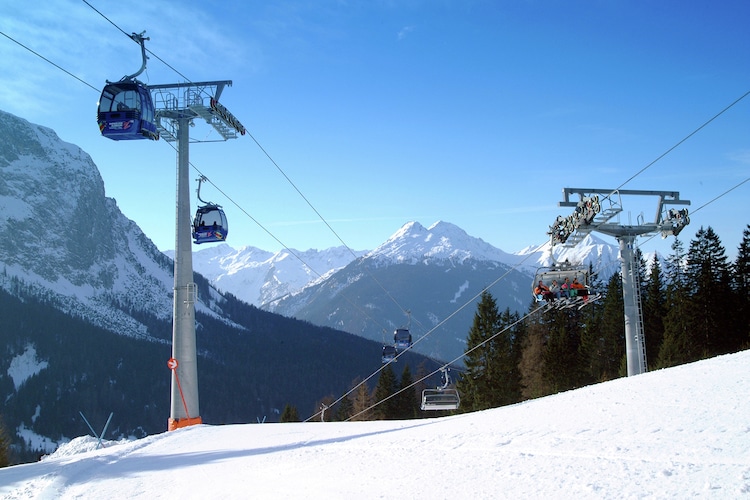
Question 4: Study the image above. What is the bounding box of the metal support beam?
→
[168,116,201,430]
[618,235,646,376]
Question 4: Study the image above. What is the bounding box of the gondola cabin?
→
[382,345,397,364]
[97,81,158,141]
[193,204,228,244]
[394,328,412,349]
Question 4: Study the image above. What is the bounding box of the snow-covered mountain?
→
[0,110,260,338]
[179,244,366,307]
[266,221,620,362]
[0,110,183,338]
[187,220,621,363]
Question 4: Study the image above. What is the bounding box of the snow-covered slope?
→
[1,349,748,498]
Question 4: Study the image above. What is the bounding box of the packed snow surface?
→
[1,351,749,499]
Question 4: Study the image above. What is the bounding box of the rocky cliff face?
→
[0,109,181,338]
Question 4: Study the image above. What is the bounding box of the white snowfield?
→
[1,350,749,499]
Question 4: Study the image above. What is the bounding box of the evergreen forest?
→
[329,224,750,420]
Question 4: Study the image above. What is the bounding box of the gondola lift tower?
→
[549,188,690,376]
[97,33,246,431]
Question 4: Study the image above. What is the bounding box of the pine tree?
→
[657,238,697,368]
[665,237,688,289]
[642,254,667,368]
[732,225,750,348]
[372,364,398,420]
[518,320,549,399]
[393,364,420,419]
[542,307,584,392]
[351,381,373,421]
[335,393,354,422]
[686,226,734,355]
[497,307,523,405]
[280,404,300,423]
[0,415,10,467]
[580,272,624,381]
[577,264,608,385]
[457,292,521,411]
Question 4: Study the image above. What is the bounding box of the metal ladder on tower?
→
[629,248,648,373]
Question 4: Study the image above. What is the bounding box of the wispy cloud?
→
[397,26,414,40]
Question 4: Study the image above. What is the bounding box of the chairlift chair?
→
[421,367,460,411]
[532,262,596,309]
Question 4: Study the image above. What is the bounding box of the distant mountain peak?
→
[370,220,514,264]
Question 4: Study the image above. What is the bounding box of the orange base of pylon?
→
[168,416,203,431]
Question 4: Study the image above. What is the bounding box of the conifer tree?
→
[497,307,523,405]
[664,237,688,289]
[372,364,398,420]
[733,225,750,346]
[335,393,354,422]
[657,238,697,368]
[577,264,607,385]
[642,254,667,367]
[518,320,549,399]
[0,415,10,468]
[457,292,521,411]
[582,272,624,381]
[542,307,584,392]
[686,226,734,355]
[393,364,420,419]
[280,404,300,423]
[351,381,374,421]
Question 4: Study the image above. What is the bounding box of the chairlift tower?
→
[555,188,690,376]
[148,80,245,430]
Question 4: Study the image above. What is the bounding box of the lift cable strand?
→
[0,31,100,93]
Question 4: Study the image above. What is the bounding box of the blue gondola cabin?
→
[394,328,412,349]
[382,345,397,364]
[193,205,228,244]
[97,81,159,141]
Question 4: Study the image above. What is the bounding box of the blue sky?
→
[1,1,748,259]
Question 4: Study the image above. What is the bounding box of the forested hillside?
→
[462,224,750,408]
[0,278,439,464]
[349,224,750,421]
